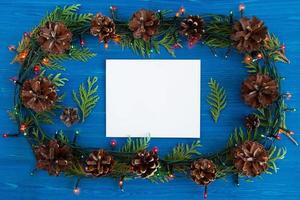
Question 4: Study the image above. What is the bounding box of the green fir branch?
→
[207,78,227,123]
[72,77,100,123]
[31,128,46,143]
[48,47,96,62]
[121,137,150,153]
[266,146,287,174]
[227,127,248,148]
[47,73,68,87]
[164,140,201,162]
[37,4,92,32]
[56,130,70,144]
[204,15,232,48]
[148,169,170,183]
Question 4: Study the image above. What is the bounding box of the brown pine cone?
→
[90,13,116,43]
[231,17,268,52]
[34,139,73,176]
[233,141,269,177]
[37,21,72,54]
[21,77,58,113]
[190,159,217,185]
[60,108,80,127]
[128,9,160,41]
[245,114,260,130]
[85,150,114,177]
[241,74,279,108]
[180,15,204,41]
[130,150,159,178]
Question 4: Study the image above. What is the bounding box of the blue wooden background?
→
[0,0,300,199]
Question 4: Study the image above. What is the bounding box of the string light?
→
[110,139,117,148]
[73,130,80,143]
[204,185,208,199]
[23,32,30,38]
[41,58,49,65]
[239,3,245,12]
[73,187,80,195]
[110,5,117,11]
[104,43,109,49]
[80,38,85,47]
[244,55,252,64]
[119,177,124,191]
[33,65,41,74]
[2,133,8,138]
[152,146,159,153]
[172,43,182,49]
[284,92,292,100]
[73,178,81,195]
[18,50,29,61]
[256,53,263,59]
[20,124,27,132]
[8,45,16,52]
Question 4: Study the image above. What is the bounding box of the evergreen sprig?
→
[47,73,68,87]
[38,4,92,32]
[164,140,201,162]
[48,47,96,62]
[204,15,232,48]
[121,137,150,153]
[207,78,227,123]
[267,146,287,174]
[72,77,100,123]
[227,127,248,148]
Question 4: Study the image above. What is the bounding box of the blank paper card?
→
[106,59,201,138]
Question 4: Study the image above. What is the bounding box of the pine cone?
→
[128,9,160,41]
[241,74,279,108]
[85,150,114,177]
[90,13,116,43]
[190,159,217,185]
[233,141,269,177]
[60,108,80,127]
[231,17,268,52]
[130,150,159,178]
[245,114,260,130]
[21,77,58,112]
[34,139,73,176]
[37,21,72,54]
[180,15,204,41]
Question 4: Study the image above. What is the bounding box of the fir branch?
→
[65,160,86,177]
[48,47,96,62]
[227,127,248,148]
[204,16,232,48]
[244,62,265,74]
[47,73,68,87]
[31,128,46,143]
[264,34,290,64]
[156,32,178,57]
[38,4,92,32]
[56,130,70,144]
[266,146,287,174]
[164,140,201,162]
[72,77,100,123]
[120,137,150,153]
[148,169,170,183]
[207,78,227,123]
[110,161,131,178]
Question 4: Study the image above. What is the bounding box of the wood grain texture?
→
[0,0,299,199]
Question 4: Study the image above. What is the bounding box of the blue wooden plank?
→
[0,0,299,199]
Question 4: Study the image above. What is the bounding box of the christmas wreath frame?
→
[5,4,297,198]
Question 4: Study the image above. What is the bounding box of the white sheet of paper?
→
[106,59,201,138]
